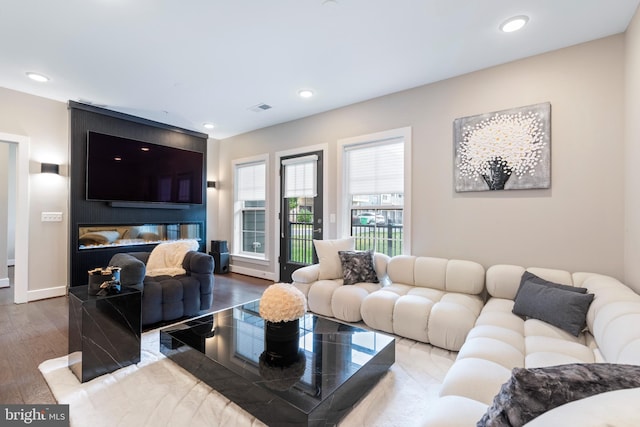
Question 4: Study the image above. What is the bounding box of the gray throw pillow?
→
[478,363,640,427]
[512,280,593,336]
[514,271,587,300]
[338,250,379,286]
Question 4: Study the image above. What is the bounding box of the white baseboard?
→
[229,264,277,281]
[27,285,67,301]
[0,278,9,288]
[7,259,15,267]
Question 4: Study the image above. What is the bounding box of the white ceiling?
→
[1,0,638,139]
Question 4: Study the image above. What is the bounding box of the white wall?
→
[0,87,68,296]
[7,143,16,265]
[0,143,8,286]
[625,5,640,293]
[206,137,221,249]
[218,35,626,280]
[0,31,634,296]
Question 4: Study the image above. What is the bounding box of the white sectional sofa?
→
[360,255,485,351]
[420,264,640,426]
[293,247,640,425]
[293,253,485,351]
[292,251,390,323]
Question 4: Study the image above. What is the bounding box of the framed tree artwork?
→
[454,102,551,192]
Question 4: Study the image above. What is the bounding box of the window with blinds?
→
[234,160,267,257]
[343,136,405,256]
[236,162,266,201]
[345,139,404,196]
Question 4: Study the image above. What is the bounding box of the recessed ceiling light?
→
[114,157,122,161]
[26,72,50,82]
[298,89,314,98]
[500,15,529,33]
[203,123,215,129]
[141,147,150,152]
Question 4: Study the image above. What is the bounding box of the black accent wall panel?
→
[69,101,208,287]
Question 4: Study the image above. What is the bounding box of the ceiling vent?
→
[249,103,273,113]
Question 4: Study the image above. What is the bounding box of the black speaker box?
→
[210,240,228,254]
[210,252,230,274]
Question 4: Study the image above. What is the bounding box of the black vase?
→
[263,319,300,367]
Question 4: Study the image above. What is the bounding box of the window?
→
[339,128,411,256]
[234,157,267,258]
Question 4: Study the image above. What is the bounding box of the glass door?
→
[279,150,323,283]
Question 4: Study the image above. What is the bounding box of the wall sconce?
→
[207,181,216,189]
[41,163,60,174]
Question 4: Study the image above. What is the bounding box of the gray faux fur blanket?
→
[478,363,640,427]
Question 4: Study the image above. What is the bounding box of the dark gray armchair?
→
[109,251,214,327]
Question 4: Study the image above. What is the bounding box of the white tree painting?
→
[454,102,551,192]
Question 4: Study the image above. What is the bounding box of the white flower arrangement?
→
[259,283,307,323]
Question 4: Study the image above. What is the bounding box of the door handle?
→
[313,228,322,233]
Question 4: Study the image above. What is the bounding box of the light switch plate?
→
[42,212,63,222]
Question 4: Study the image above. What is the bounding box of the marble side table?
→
[68,285,141,382]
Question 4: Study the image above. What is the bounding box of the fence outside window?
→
[287,209,403,265]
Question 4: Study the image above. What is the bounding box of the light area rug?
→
[39,331,457,427]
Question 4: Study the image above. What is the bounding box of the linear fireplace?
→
[78,223,202,251]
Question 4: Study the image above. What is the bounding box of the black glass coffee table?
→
[160,300,395,426]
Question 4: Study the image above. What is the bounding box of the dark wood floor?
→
[0,269,271,404]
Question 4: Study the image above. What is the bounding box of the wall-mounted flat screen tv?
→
[86,131,204,205]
